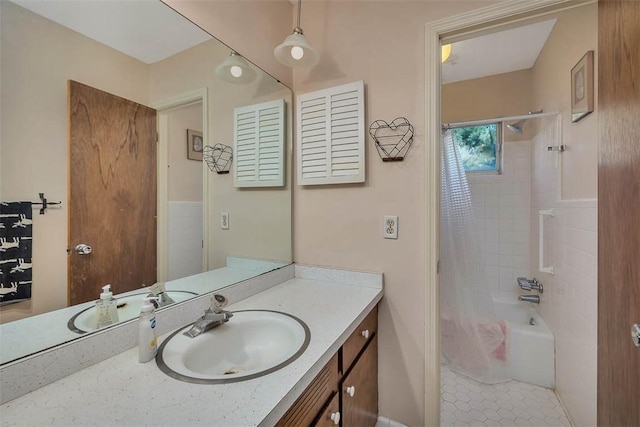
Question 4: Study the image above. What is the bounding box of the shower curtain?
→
[440,130,509,384]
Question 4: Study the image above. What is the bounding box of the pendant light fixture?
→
[215,50,257,84]
[274,0,318,68]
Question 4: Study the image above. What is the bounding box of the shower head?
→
[507,120,526,134]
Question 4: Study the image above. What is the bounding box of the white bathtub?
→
[492,299,555,389]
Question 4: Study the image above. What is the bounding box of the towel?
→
[0,202,33,306]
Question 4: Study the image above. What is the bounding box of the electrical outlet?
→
[221,212,229,230]
[383,215,398,239]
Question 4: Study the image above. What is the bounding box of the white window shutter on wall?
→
[297,81,365,185]
[233,99,285,188]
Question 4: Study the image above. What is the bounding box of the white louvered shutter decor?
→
[233,99,285,187]
[297,81,365,185]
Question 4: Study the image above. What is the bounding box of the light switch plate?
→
[221,212,229,230]
[384,215,398,239]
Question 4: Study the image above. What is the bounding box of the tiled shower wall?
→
[468,118,597,426]
[468,139,531,301]
[529,117,597,427]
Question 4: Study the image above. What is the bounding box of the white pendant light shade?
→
[274,0,318,68]
[215,51,256,84]
[274,29,319,68]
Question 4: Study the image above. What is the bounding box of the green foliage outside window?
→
[451,124,499,172]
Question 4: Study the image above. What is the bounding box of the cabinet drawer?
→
[313,393,341,427]
[277,354,339,427]
[342,306,378,373]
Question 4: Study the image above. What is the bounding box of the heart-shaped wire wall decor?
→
[203,144,233,174]
[369,117,415,162]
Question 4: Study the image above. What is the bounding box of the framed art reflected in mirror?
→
[187,129,203,161]
[571,50,594,123]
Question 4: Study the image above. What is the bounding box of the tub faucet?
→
[518,294,540,304]
[517,277,543,293]
[183,294,233,338]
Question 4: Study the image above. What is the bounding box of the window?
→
[451,123,501,173]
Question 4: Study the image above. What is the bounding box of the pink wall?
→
[291,2,496,425]
[162,0,293,87]
[167,103,203,202]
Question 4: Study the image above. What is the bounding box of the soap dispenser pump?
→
[95,284,119,329]
[138,297,159,363]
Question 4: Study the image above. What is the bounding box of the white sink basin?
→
[68,291,197,333]
[156,310,310,383]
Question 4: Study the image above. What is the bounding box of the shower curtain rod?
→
[442,111,559,130]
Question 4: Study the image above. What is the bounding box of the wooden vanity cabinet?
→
[277,306,378,427]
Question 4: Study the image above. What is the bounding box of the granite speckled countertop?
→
[0,272,383,426]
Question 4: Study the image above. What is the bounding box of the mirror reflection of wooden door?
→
[68,81,157,305]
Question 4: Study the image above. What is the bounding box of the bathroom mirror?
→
[0,0,292,365]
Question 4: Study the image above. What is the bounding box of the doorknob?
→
[633,324,640,347]
[75,244,92,255]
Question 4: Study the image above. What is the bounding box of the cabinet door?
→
[341,335,378,427]
[313,393,341,427]
[277,354,338,427]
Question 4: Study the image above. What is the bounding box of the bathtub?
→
[492,299,555,389]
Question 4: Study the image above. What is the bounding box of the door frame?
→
[423,0,594,424]
[152,88,209,282]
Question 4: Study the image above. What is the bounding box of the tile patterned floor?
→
[441,366,572,427]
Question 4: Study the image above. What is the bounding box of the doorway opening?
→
[424,1,597,425]
[154,89,209,282]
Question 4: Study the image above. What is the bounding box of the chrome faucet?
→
[147,291,176,308]
[518,294,540,304]
[517,277,543,293]
[183,294,233,338]
[146,282,176,308]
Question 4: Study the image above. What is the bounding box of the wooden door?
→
[597,1,640,425]
[68,81,157,305]
[341,335,378,427]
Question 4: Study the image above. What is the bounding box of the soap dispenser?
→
[138,297,159,363]
[95,284,119,329]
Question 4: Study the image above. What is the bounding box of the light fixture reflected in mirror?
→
[442,44,452,63]
[215,50,257,84]
[274,0,318,68]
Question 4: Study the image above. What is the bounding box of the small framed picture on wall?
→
[187,129,203,161]
[571,50,594,123]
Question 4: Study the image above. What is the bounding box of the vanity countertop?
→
[0,274,383,426]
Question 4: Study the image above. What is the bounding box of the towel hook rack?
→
[32,193,61,215]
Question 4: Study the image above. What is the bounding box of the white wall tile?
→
[467,140,531,300]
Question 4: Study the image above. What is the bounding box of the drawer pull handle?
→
[361,329,370,339]
[330,412,341,425]
[345,385,355,397]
